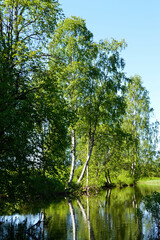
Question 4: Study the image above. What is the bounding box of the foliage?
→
[0,0,69,195]
[112,170,134,187]
[120,75,159,182]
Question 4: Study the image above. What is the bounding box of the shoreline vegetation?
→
[1,176,160,205]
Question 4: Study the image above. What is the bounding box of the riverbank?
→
[1,176,160,205]
[137,177,160,185]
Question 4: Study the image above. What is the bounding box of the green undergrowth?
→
[111,171,134,187]
[3,170,160,204]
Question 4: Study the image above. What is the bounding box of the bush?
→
[112,170,134,187]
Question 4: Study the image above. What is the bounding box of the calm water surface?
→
[1,184,160,240]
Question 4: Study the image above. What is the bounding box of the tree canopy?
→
[0,2,159,197]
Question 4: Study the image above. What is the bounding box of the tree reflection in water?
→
[1,185,160,239]
[68,199,77,240]
[0,211,51,240]
[77,197,95,240]
[68,197,95,240]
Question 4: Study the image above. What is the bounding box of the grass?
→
[138,177,160,185]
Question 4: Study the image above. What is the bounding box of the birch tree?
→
[49,18,127,185]
[49,16,96,185]
[121,75,159,181]
[77,39,127,183]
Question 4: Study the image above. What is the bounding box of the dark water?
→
[1,184,160,240]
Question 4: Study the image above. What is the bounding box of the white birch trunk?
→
[77,118,98,184]
[77,104,99,184]
[77,128,95,184]
[68,129,76,185]
[86,165,89,186]
[86,133,90,187]
[77,143,93,184]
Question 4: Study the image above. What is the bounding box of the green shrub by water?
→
[112,170,134,187]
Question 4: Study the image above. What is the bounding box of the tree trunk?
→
[77,143,93,184]
[105,169,111,185]
[86,132,90,187]
[77,123,96,184]
[68,129,76,185]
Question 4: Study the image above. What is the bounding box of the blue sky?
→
[60,0,160,123]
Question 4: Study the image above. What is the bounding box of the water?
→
[1,184,160,240]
